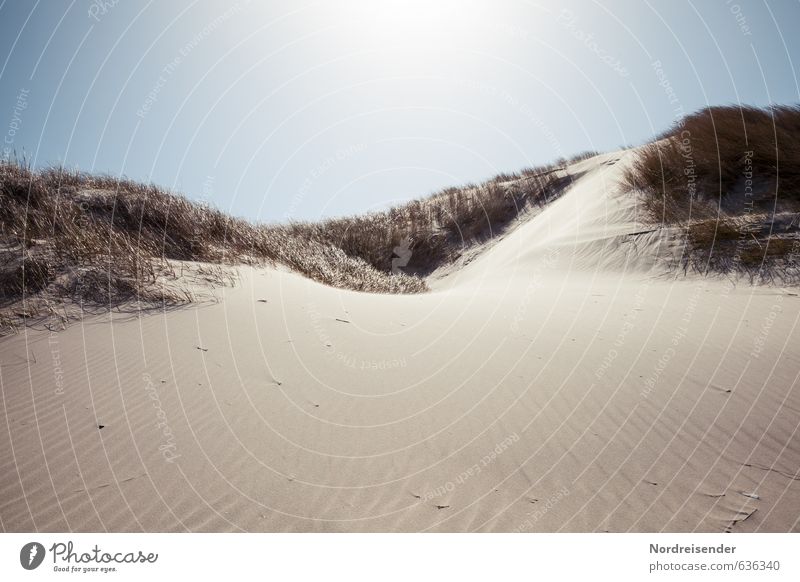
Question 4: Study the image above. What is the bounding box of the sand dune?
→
[2,152,799,532]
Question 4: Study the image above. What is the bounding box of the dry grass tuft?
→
[625,104,800,220]
[624,104,800,282]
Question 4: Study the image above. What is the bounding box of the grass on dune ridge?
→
[0,157,569,326]
[285,165,572,276]
[624,104,800,282]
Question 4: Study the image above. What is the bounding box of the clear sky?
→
[1,0,798,222]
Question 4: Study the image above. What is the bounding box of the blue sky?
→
[1,0,798,222]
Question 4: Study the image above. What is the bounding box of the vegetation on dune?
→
[0,157,572,324]
[287,164,572,276]
[0,162,424,322]
[562,150,601,165]
[8,102,798,330]
[624,104,800,282]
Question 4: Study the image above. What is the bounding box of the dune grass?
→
[624,104,800,282]
[286,164,571,276]
[0,157,570,322]
[0,162,425,318]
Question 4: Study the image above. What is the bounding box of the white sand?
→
[2,152,799,532]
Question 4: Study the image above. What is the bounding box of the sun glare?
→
[324,0,488,48]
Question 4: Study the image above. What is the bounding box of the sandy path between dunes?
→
[1,153,799,532]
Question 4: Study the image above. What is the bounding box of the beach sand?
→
[2,152,799,532]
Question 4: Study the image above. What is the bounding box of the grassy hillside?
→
[5,103,798,330]
[0,158,569,324]
[286,164,571,276]
[624,104,800,281]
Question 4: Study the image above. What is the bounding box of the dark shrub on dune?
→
[625,104,800,282]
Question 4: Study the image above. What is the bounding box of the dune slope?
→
[1,153,799,532]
